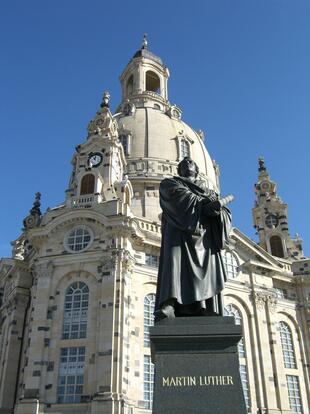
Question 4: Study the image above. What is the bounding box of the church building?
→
[0,38,309,414]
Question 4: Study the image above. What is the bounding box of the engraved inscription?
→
[162,375,234,387]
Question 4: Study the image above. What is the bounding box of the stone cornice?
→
[28,209,110,241]
[239,259,292,278]
[231,228,291,271]
[129,217,161,247]
[0,258,30,280]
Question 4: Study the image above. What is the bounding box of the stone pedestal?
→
[150,316,247,414]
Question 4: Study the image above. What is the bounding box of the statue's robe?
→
[155,176,232,313]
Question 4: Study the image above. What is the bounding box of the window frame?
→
[286,375,303,413]
[118,134,130,156]
[62,282,89,340]
[57,346,85,404]
[175,135,193,161]
[145,70,161,94]
[279,321,297,369]
[269,234,285,258]
[80,173,96,196]
[224,304,245,358]
[143,354,155,410]
[144,293,156,347]
[64,226,93,253]
[145,254,159,269]
[222,249,239,279]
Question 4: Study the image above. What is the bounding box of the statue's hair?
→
[177,157,199,177]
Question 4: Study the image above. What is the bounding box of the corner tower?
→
[252,158,304,260]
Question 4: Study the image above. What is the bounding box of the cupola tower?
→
[115,37,220,221]
[252,158,304,260]
[119,34,170,107]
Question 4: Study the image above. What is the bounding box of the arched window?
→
[126,74,133,96]
[145,71,160,93]
[279,322,296,369]
[63,282,89,339]
[270,235,284,258]
[180,139,190,159]
[224,304,245,357]
[80,174,95,195]
[222,250,238,279]
[144,294,155,347]
[119,134,129,156]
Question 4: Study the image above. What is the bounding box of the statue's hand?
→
[206,189,218,202]
[202,200,221,217]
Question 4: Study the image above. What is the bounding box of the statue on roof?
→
[258,157,266,172]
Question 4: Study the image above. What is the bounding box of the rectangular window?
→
[286,375,303,413]
[144,355,154,410]
[119,135,129,156]
[57,347,85,403]
[145,254,159,268]
[240,364,251,411]
[275,288,288,299]
[238,338,246,358]
[144,294,155,347]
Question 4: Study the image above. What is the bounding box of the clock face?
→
[261,181,270,191]
[265,214,278,228]
[88,153,102,167]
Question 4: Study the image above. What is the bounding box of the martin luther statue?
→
[154,157,233,321]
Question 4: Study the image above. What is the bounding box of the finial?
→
[101,91,110,108]
[23,192,42,229]
[30,192,42,216]
[258,157,266,172]
[142,33,148,49]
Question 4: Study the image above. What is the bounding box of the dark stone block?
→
[37,326,49,331]
[150,316,247,414]
[23,388,39,399]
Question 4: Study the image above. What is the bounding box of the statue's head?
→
[177,157,199,179]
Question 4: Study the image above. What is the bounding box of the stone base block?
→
[150,316,247,414]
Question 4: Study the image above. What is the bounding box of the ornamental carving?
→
[119,249,135,272]
[122,101,136,116]
[253,291,267,310]
[266,294,278,313]
[100,256,117,272]
[87,107,117,137]
[252,291,278,312]
[33,261,54,280]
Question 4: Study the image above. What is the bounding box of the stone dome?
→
[115,107,218,191]
[114,42,220,221]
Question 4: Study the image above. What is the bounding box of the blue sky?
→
[1,0,309,257]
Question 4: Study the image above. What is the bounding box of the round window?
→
[65,226,93,252]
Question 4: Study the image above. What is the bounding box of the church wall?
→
[1,44,310,414]
[222,241,310,414]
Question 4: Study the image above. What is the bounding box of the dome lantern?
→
[119,36,170,108]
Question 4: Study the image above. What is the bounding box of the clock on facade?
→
[265,214,279,228]
[261,181,270,191]
[88,152,102,167]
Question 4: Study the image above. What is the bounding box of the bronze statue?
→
[154,157,233,321]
